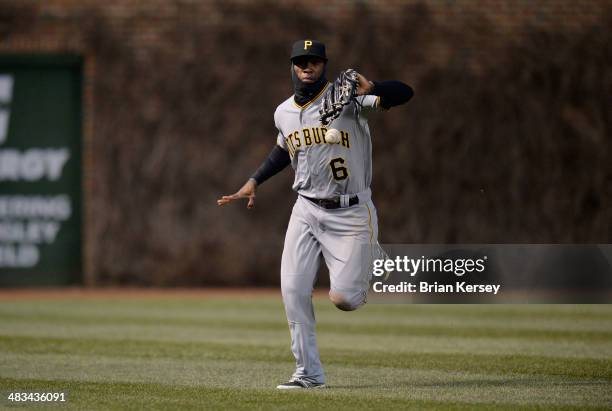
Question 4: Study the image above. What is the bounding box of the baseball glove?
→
[319,69,360,126]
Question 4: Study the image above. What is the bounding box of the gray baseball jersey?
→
[276,84,384,385]
[275,83,381,199]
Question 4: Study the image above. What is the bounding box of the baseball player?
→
[218,39,413,389]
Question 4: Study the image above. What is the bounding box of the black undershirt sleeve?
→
[370,80,414,109]
[250,145,291,186]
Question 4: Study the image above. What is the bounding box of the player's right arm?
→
[217,178,258,208]
[216,145,290,209]
[218,107,292,209]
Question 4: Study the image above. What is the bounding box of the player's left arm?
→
[356,73,414,109]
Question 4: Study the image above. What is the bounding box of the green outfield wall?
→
[0,56,82,286]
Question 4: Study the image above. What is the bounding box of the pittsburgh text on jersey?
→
[284,127,350,157]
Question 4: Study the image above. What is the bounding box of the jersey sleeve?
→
[274,109,287,150]
[276,129,286,149]
[356,94,382,117]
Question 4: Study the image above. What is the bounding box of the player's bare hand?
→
[356,73,374,96]
[217,179,257,209]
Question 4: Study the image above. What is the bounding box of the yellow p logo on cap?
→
[304,40,312,50]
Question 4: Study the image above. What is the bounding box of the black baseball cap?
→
[290,39,327,62]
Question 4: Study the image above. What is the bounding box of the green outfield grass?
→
[0,293,611,410]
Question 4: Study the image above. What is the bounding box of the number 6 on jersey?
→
[329,157,349,181]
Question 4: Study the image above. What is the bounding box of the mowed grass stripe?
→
[2,304,611,334]
[1,335,610,380]
[2,300,612,321]
[1,312,610,341]
[2,378,602,411]
[2,322,609,360]
[2,300,612,331]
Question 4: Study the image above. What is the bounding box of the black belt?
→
[302,194,359,209]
